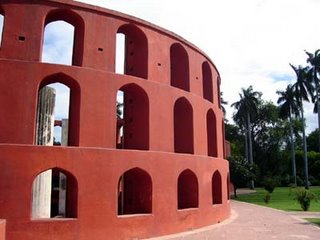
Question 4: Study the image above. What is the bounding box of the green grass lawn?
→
[233,186,320,212]
[305,218,320,226]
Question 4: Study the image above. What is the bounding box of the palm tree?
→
[291,64,314,189]
[276,84,299,185]
[231,86,261,189]
[305,49,320,151]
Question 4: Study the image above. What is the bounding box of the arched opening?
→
[177,169,198,209]
[31,168,78,219]
[36,73,80,146]
[0,8,4,47]
[207,109,218,157]
[116,84,149,150]
[170,43,189,91]
[42,9,84,66]
[174,97,193,154]
[117,24,148,79]
[212,170,222,204]
[202,61,213,102]
[118,167,152,215]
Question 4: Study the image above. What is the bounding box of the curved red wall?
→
[0,1,230,239]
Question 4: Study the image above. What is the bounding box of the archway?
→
[42,9,84,66]
[177,169,199,209]
[118,167,152,215]
[117,24,148,79]
[170,43,190,91]
[202,61,213,102]
[212,170,222,204]
[174,97,193,154]
[116,83,149,150]
[31,168,78,218]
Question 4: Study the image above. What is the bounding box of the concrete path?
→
[148,201,320,240]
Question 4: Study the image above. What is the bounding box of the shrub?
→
[293,188,316,211]
[263,192,271,204]
[262,177,279,193]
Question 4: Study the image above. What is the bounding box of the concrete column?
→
[61,119,69,146]
[31,169,52,218]
[58,173,67,217]
[32,86,56,218]
[35,87,56,145]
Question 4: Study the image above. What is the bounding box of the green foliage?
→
[227,49,320,189]
[234,187,320,211]
[231,85,262,128]
[294,150,320,185]
[262,176,279,193]
[228,155,256,197]
[307,129,320,151]
[263,192,271,204]
[293,188,316,211]
[225,123,244,156]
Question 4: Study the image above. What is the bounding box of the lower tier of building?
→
[0,144,230,240]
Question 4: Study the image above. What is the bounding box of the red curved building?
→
[0,1,230,239]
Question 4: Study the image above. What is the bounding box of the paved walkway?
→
[148,200,320,240]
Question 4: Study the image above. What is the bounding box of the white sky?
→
[39,0,320,134]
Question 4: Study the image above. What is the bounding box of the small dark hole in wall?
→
[157,63,161,66]
[98,48,103,52]
[130,52,134,56]
[196,77,199,80]
[18,36,25,41]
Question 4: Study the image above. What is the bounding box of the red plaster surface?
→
[0,220,5,240]
[0,1,230,239]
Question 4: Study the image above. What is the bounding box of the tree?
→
[231,86,261,189]
[225,123,244,156]
[277,84,300,185]
[250,101,291,183]
[305,49,320,151]
[307,128,320,152]
[228,155,256,198]
[291,64,314,189]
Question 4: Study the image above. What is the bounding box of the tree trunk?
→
[301,106,309,189]
[247,112,254,189]
[289,112,297,185]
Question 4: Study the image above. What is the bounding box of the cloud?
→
[42,21,74,65]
